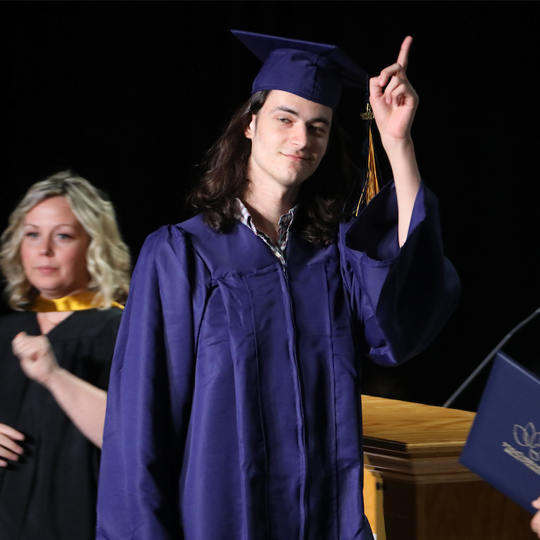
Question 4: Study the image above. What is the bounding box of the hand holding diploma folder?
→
[532,497,540,537]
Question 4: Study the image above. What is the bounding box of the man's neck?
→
[243,182,299,244]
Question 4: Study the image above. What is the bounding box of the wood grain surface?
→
[361,396,537,540]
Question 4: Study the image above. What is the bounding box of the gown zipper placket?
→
[281,262,309,540]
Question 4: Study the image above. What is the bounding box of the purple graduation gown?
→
[96,183,459,540]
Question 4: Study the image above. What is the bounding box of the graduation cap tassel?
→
[355,102,380,216]
[365,117,380,204]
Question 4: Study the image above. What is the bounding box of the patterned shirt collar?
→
[235,198,297,266]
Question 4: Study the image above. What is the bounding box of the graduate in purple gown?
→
[96,32,460,540]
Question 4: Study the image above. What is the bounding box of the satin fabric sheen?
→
[96,183,460,540]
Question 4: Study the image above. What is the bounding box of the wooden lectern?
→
[361,396,536,540]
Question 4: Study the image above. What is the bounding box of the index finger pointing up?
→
[397,36,413,72]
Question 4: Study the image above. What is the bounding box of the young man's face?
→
[244,90,332,194]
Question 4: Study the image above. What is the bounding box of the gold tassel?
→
[356,103,380,216]
[365,126,380,204]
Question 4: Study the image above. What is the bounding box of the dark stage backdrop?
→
[2,2,539,410]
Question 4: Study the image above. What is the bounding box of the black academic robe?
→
[0,308,122,540]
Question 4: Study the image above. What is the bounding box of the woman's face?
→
[20,196,91,299]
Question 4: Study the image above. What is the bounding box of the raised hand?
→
[369,36,419,144]
[0,423,25,467]
[12,332,61,387]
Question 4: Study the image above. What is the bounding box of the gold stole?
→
[28,292,124,312]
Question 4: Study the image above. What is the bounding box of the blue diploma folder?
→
[460,351,540,514]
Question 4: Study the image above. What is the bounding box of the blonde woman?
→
[0,171,130,540]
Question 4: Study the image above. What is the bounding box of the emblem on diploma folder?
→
[513,423,540,462]
[498,422,540,476]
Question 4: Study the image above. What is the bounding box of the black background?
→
[2,1,539,410]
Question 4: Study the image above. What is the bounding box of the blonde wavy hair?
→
[0,171,131,310]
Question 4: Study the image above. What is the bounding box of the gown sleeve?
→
[96,226,207,540]
[339,181,460,366]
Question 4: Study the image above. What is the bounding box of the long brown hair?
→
[188,90,355,245]
[0,171,131,310]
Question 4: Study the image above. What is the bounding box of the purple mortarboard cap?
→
[231,30,368,110]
